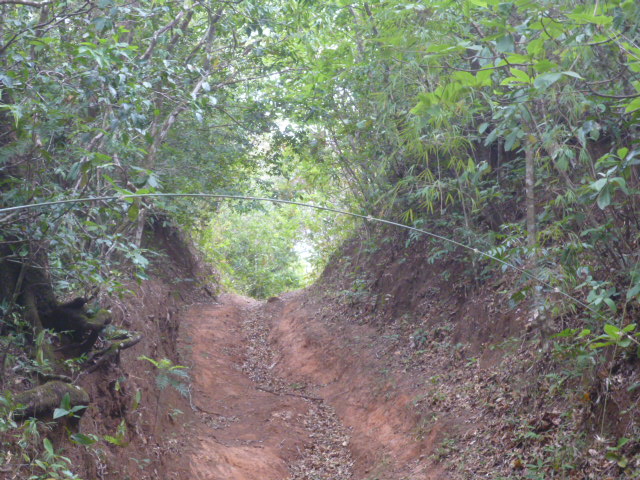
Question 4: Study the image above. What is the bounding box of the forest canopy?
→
[0,0,638,318]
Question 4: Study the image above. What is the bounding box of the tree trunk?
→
[525,138,536,249]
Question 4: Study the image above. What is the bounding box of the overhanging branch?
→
[0,0,52,6]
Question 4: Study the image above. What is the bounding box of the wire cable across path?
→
[0,192,598,316]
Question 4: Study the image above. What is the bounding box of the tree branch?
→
[168,10,193,51]
[586,85,640,99]
[140,10,185,61]
[0,0,51,6]
[186,7,224,63]
[215,68,303,88]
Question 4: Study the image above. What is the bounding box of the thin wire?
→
[0,192,599,316]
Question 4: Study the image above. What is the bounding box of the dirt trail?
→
[168,292,440,479]
[169,294,352,480]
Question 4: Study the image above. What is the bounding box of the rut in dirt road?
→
[171,295,353,480]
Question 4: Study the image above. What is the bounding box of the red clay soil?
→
[170,296,308,480]
[160,283,640,480]
[166,292,451,480]
[269,292,449,480]
[123,229,640,480]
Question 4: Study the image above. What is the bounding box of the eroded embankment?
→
[267,292,447,480]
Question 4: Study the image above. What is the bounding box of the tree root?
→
[82,334,143,374]
[13,381,89,419]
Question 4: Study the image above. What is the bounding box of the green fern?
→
[139,356,190,397]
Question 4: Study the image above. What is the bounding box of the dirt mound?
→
[319,229,526,353]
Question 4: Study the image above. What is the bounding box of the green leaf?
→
[496,34,515,53]
[505,54,530,64]
[533,72,562,90]
[504,128,520,151]
[510,289,527,302]
[104,434,126,446]
[609,177,628,193]
[60,392,71,410]
[619,338,632,348]
[509,68,531,84]
[127,201,140,221]
[603,298,617,312]
[567,13,613,25]
[472,69,492,87]
[604,323,622,338]
[562,71,583,80]
[132,390,142,410]
[138,355,159,367]
[484,128,499,146]
[43,438,54,456]
[0,73,14,88]
[70,433,98,446]
[596,186,611,209]
[552,328,578,338]
[53,408,68,419]
[591,178,608,192]
[453,71,477,87]
[624,97,640,113]
[532,59,559,73]
[92,17,109,33]
[70,405,87,414]
[556,153,569,171]
[577,328,591,338]
[527,38,545,57]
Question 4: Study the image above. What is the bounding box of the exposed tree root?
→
[13,380,89,419]
[83,334,144,374]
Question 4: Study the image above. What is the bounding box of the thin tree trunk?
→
[524,136,553,343]
[133,9,224,247]
[525,139,536,249]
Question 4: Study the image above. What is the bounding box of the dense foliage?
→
[0,0,305,296]
[275,0,640,337]
[1,0,640,478]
